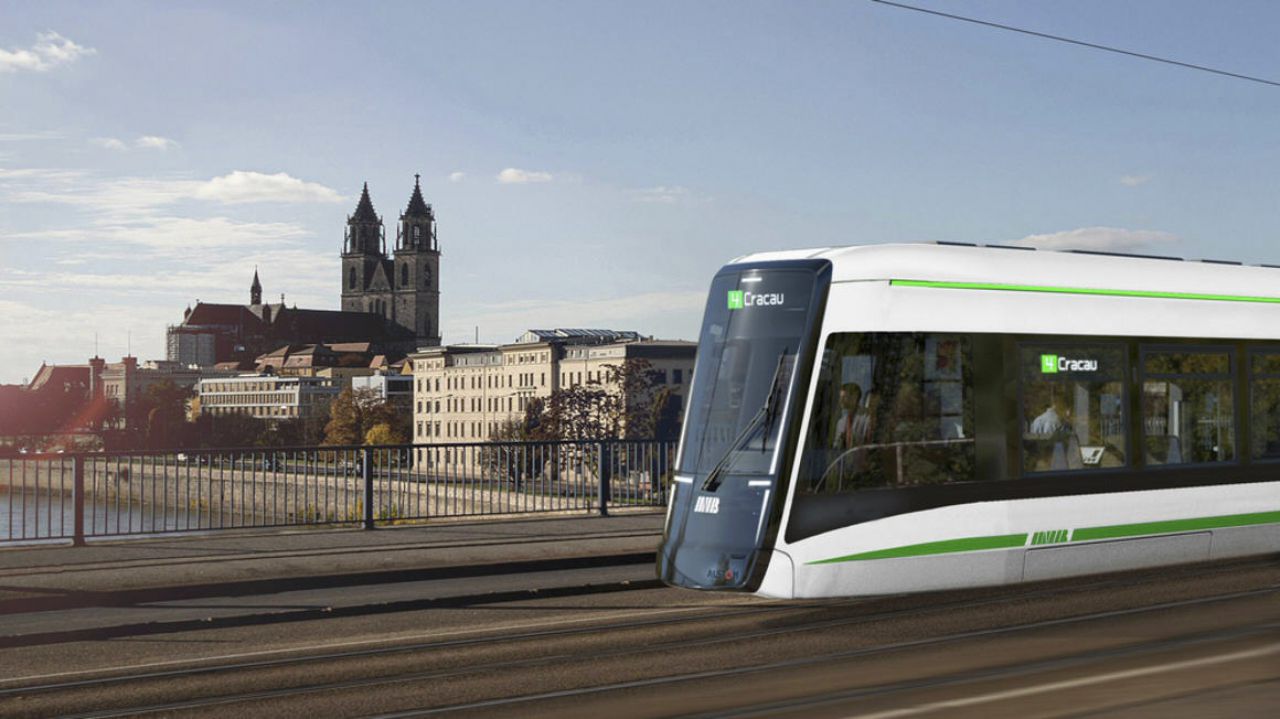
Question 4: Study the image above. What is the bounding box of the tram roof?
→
[730,243,1280,301]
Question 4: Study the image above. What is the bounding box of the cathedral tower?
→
[339,177,440,347]
[340,183,394,320]
[393,174,441,347]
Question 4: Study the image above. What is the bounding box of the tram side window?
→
[1248,352,1280,460]
[1141,348,1235,465]
[1019,346,1126,473]
[797,333,974,494]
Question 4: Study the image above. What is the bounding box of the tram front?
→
[659,259,830,591]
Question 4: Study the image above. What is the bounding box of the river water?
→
[0,491,205,541]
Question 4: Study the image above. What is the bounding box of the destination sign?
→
[1040,354,1099,373]
[728,290,785,310]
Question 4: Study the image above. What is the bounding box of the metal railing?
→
[0,439,676,545]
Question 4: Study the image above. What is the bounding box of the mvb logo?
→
[694,496,720,514]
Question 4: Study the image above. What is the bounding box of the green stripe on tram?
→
[1071,510,1280,542]
[808,533,1028,564]
[808,510,1280,565]
[889,279,1280,305]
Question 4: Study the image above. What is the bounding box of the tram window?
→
[1249,351,1280,460]
[797,333,974,494]
[1141,348,1235,465]
[1019,345,1126,473]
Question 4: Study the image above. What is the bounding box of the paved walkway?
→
[0,512,665,606]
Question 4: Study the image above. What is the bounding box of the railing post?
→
[362,447,375,530]
[597,441,609,517]
[72,456,86,547]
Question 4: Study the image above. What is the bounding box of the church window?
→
[413,226,421,240]
[401,264,409,286]
[348,267,356,290]
[424,268,432,288]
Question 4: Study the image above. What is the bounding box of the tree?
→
[365,422,406,445]
[538,358,667,441]
[323,388,410,446]
[139,380,191,449]
[541,383,615,440]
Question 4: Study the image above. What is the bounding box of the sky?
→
[3,0,1280,384]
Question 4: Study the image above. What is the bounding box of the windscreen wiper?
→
[701,349,790,492]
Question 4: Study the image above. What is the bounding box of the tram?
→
[658,243,1280,598]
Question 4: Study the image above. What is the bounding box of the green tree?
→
[138,380,192,449]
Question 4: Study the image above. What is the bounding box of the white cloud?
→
[91,137,128,151]
[0,32,95,74]
[0,131,63,142]
[448,171,466,183]
[497,167,553,184]
[89,135,180,152]
[1009,226,1180,253]
[628,185,707,205]
[193,171,344,204]
[1119,174,1151,187]
[135,135,179,151]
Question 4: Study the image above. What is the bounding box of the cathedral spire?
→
[402,173,430,217]
[250,267,262,305]
[351,182,380,224]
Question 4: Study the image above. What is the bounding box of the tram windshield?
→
[680,269,818,479]
[661,261,827,591]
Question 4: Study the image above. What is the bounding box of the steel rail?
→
[25,559,1280,717]
[374,587,1280,719]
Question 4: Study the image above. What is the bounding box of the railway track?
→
[4,555,1277,718]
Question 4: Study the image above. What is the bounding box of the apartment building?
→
[409,329,696,446]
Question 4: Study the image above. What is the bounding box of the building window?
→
[401,264,409,286]
[348,267,356,290]
[674,369,683,384]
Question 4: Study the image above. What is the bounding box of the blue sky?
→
[3,0,1280,383]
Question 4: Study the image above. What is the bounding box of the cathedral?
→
[341,175,441,347]
[167,176,441,367]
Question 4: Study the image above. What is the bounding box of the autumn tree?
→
[323,388,409,446]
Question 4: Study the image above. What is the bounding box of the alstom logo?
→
[1040,354,1098,373]
[727,290,785,310]
[694,496,720,514]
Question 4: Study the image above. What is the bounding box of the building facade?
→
[341,176,441,348]
[90,357,237,430]
[409,330,696,446]
[195,375,340,421]
[352,373,414,409]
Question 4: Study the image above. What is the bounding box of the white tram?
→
[658,243,1280,598]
